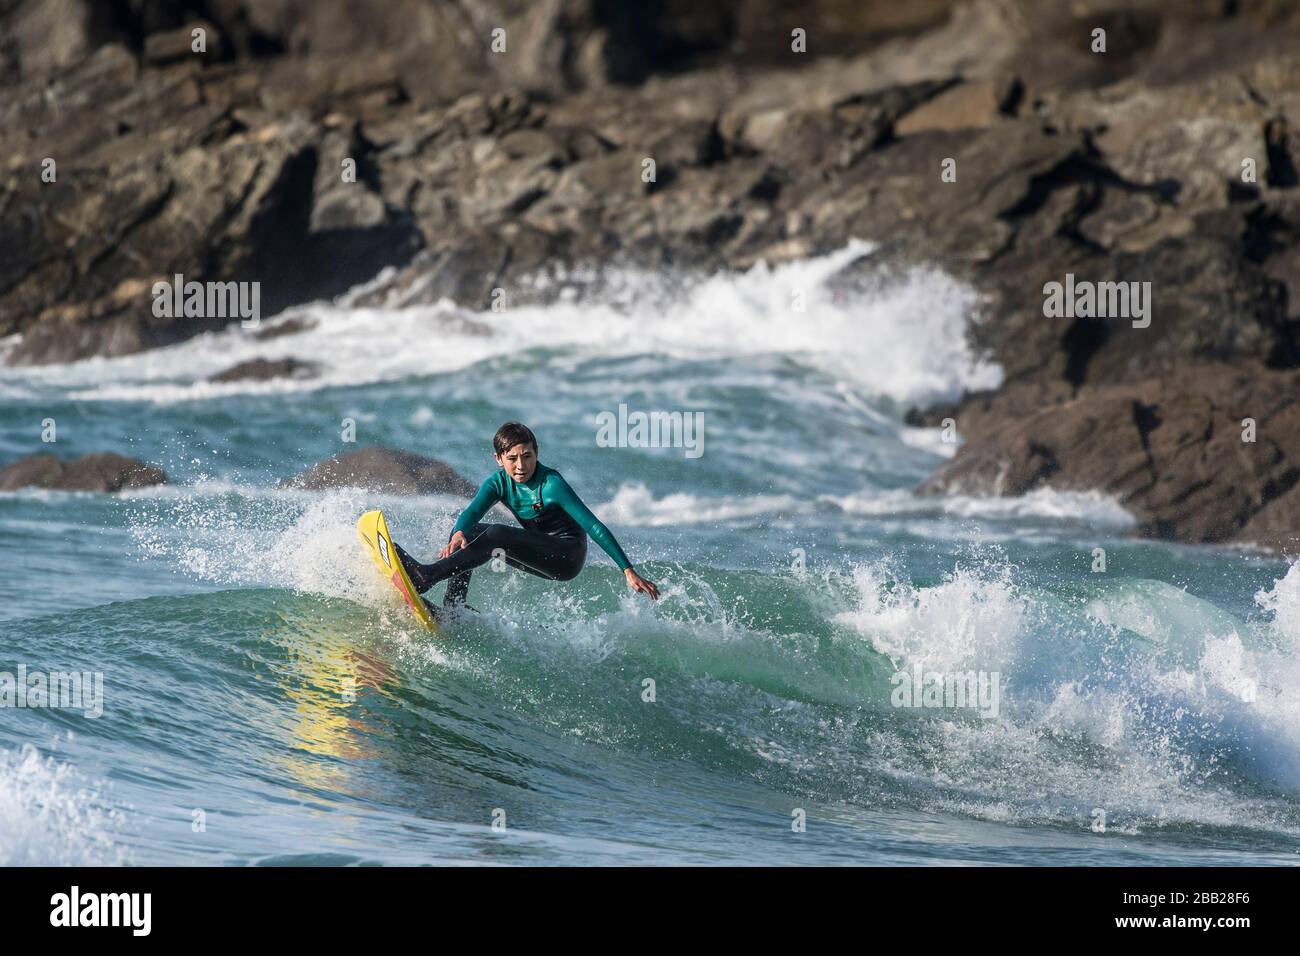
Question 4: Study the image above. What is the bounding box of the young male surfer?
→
[395,422,660,607]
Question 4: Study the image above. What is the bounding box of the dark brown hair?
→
[493,421,537,456]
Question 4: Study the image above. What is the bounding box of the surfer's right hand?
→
[440,531,467,558]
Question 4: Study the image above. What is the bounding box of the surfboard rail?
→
[357,509,440,633]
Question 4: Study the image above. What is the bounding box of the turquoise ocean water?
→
[2,247,1298,865]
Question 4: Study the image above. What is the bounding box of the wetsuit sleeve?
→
[453,473,503,536]
[550,474,633,571]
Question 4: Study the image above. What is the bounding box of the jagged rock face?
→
[0,0,1005,362]
[0,86,423,363]
[0,452,167,491]
[916,368,1300,551]
[284,447,476,497]
[884,9,1300,553]
[3,0,1300,548]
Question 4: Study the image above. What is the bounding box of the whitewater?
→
[1,246,1298,865]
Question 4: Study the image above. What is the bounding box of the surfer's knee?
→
[479,524,511,546]
[463,523,505,551]
[455,523,486,541]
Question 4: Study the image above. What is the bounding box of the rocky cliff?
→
[3,0,1298,547]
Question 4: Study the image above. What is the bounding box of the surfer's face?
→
[497,443,537,483]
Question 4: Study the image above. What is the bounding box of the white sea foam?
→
[828,559,1300,817]
[589,483,1135,531]
[597,483,808,526]
[835,560,1025,674]
[1255,560,1300,646]
[898,426,959,458]
[831,486,1136,529]
[1085,579,1245,660]
[126,485,457,609]
[1074,572,1300,791]
[0,745,127,866]
[14,242,999,409]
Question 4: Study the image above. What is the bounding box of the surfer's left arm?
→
[552,474,659,600]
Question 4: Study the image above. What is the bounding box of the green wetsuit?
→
[454,463,632,571]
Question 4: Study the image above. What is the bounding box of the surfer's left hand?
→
[439,531,467,558]
[625,568,659,601]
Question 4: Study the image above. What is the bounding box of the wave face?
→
[2,247,1298,865]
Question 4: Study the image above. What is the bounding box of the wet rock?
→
[208,358,319,383]
[5,278,222,367]
[1,106,422,363]
[917,367,1300,551]
[0,452,167,492]
[251,316,318,340]
[285,447,476,497]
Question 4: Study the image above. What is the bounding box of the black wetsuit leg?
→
[397,524,587,604]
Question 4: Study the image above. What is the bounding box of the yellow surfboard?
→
[356,509,440,633]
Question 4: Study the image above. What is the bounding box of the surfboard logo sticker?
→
[377,532,391,567]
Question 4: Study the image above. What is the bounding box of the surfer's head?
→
[493,421,538,482]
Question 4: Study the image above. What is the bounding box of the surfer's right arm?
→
[442,473,504,557]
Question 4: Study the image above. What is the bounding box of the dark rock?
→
[904,398,977,429]
[2,0,128,80]
[895,79,1017,135]
[731,0,962,65]
[4,278,227,366]
[2,107,422,363]
[251,315,317,340]
[351,224,569,310]
[917,367,1300,551]
[208,358,319,383]
[0,452,167,492]
[143,22,225,66]
[285,447,476,497]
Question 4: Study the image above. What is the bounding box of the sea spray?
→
[836,558,1026,676]
[0,746,127,866]
[126,483,459,605]
[1255,560,1300,646]
[27,244,1000,409]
